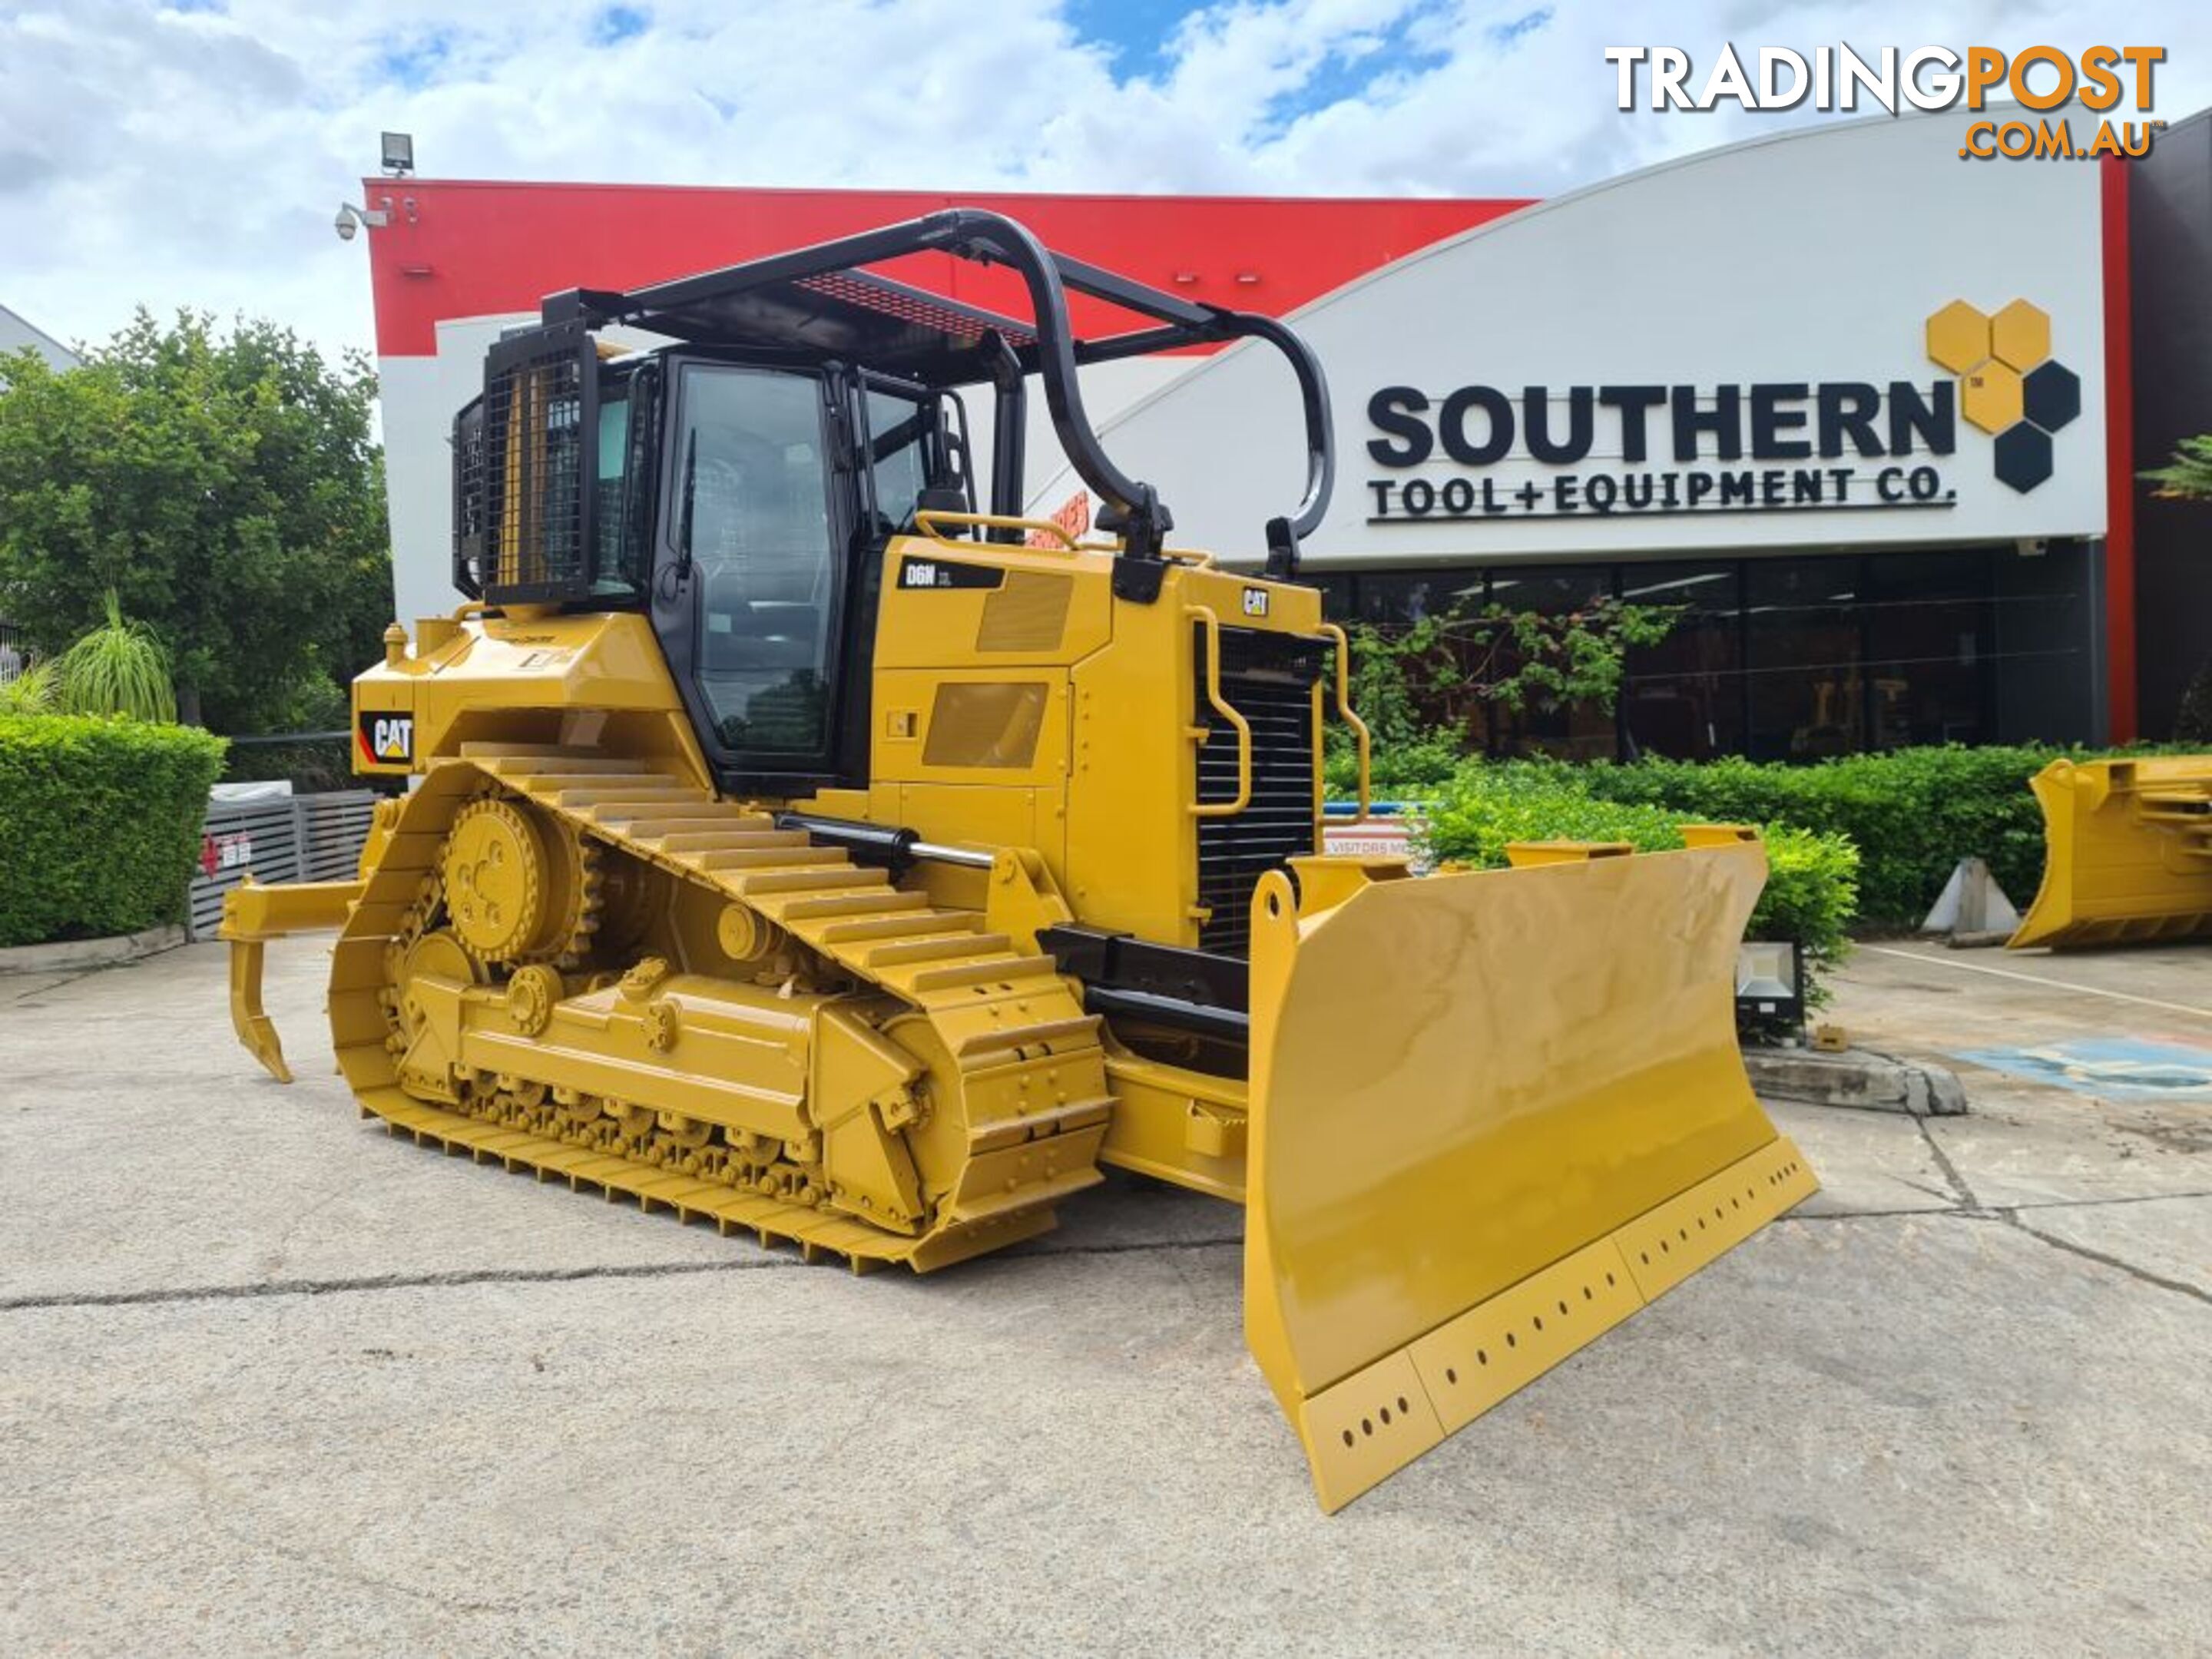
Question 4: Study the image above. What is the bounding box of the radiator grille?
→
[1194,628,1325,956]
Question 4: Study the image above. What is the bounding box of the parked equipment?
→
[220,210,1815,1510]
[2009,757,2212,949]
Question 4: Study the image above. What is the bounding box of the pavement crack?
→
[0,1233,1247,1314]
[6,969,96,1004]
[1888,1177,1969,1204]
[1919,1212,2212,1309]
[1913,1114,1981,1210]
[0,1254,808,1315]
[1027,1234,1242,1259]
[2008,1189,2212,1214]
[1991,1211,2212,1308]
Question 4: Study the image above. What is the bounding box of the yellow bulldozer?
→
[221,210,1814,1510]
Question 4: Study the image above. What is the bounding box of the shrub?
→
[57,590,177,722]
[1565,746,2069,925]
[0,658,58,715]
[1418,763,1859,998]
[1324,727,1464,798]
[0,714,227,946]
[2177,661,2212,745]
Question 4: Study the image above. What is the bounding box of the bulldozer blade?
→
[2008,757,2212,950]
[1242,839,1816,1512]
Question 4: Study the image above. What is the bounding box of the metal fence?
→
[0,620,25,683]
[186,790,376,939]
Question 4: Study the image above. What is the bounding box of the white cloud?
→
[2,0,2207,362]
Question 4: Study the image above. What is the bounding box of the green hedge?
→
[0,714,227,946]
[1326,730,1464,798]
[1419,767,1859,1000]
[1561,747,2066,926]
[1339,741,2200,932]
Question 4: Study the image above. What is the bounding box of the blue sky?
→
[1066,0,1193,75]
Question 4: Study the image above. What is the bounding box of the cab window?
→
[592,376,638,597]
[862,384,964,535]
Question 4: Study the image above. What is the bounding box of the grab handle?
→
[1320,623,1371,825]
[1187,606,1252,818]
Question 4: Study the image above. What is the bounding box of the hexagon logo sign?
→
[1962,361,2023,435]
[1925,299,2078,494]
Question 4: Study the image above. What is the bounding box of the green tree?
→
[2141,434,2212,740]
[0,310,391,730]
[1343,592,1681,750]
[2141,433,2212,499]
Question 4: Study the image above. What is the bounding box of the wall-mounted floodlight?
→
[381,131,415,177]
[1734,939,1806,1029]
[333,202,390,241]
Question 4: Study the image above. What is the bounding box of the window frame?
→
[852,369,970,536]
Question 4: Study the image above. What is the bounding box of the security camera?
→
[333,201,389,242]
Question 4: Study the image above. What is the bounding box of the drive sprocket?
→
[439,794,600,969]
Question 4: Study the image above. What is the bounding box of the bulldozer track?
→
[329,743,1114,1273]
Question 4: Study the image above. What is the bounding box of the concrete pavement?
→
[2,939,2207,1655]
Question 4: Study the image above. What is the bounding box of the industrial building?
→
[359,106,2212,754]
[0,303,79,373]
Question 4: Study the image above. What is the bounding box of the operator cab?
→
[461,340,975,792]
[449,210,1333,799]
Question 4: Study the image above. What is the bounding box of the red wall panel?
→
[362,180,1527,357]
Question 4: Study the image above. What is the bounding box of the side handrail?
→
[913,508,1078,551]
[1319,623,1372,826]
[1187,606,1253,818]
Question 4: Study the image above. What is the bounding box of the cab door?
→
[651,359,856,794]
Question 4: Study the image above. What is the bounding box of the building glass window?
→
[1866,550,1990,747]
[1747,557,1866,760]
[1990,540,2093,745]
[1486,566,1620,760]
[1620,562,1743,760]
[1312,573,1356,621]
[1353,570,1483,625]
[1310,545,2036,764]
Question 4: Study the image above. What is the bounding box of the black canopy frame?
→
[541,207,1334,594]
